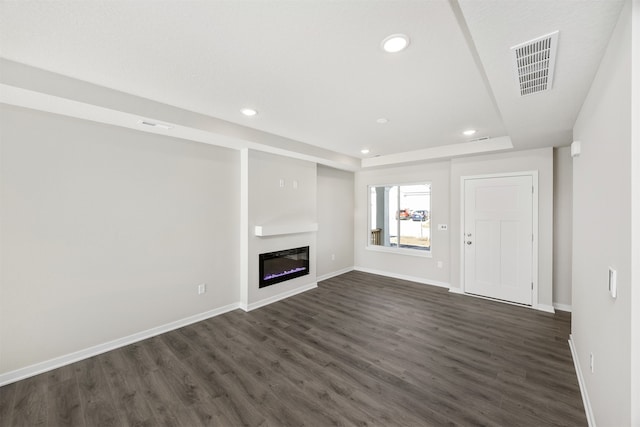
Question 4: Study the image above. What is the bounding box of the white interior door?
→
[464,175,533,305]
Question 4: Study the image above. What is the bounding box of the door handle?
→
[466,241,473,245]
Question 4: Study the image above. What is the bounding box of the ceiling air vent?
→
[511,31,559,96]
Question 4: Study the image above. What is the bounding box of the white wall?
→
[0,105,240,375]
[316,165,354,279]
[553,146,573,310]
[572,1,633,425]
[449,148,555,310]
[354,160,451,286]
[242,150,317,309]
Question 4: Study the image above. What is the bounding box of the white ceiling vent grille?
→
[511,31,559,96]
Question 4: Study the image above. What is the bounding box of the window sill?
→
[365,245,432,258]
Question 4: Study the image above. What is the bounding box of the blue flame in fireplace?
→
[264,266,307,281]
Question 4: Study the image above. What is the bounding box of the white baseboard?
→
[0,302,240,387]
[240,282,317,312]
[316,266,354,282]
[553,302,572,312]
[569,335,596,427]
[353,266,450,289]
[536,304,556,314]
[448,288,556,314]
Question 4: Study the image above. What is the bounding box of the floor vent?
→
[511,31,559,96]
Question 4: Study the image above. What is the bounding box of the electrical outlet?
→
[589,352,594,373]
[198,283,206,295]
[331,254,336,261]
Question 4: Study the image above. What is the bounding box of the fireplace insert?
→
[259,246,309,288]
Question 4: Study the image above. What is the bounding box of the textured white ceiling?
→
[459,0,625,150]
[0,0,625,165]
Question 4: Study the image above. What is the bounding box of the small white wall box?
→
[571,140,581,158]
[608,267,617,298]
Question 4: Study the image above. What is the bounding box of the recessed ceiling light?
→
[241,108,258,117]
[381,34,410,53]
[463,129,477,136]
[361,148,370,154]
[376,118,389,124]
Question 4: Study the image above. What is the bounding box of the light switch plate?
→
[608,267,617,298]
[571,140,581,158]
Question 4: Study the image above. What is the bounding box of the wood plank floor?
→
[0,271,586,426]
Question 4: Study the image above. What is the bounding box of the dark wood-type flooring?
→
[0,271,586,426]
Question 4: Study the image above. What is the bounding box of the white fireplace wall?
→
[242,150,318,309]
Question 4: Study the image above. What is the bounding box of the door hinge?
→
[531,282,534,290]
[532,186,534,194]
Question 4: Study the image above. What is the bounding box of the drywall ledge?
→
[254,223,318,237]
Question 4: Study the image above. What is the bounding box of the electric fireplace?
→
[259,246,309,288]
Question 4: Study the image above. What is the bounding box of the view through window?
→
[369,183,431,252]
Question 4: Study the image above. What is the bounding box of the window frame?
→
[366,182,432,258]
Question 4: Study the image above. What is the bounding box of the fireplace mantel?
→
[254,223,318,237]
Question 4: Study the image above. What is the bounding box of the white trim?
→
[459,171,540,307]
[364,245,432,258]
[353,266,450,288]
[240,282,318,312]
[536,304,555,314]
[0,302,240,387]
[316,266,354,282]
[240,149,249,310]
[553,302,572,312]
[452,290,553,313]
[366,182,433,258]
[569,335,596,427]
[532,171,540,309]
[459,179,466,294]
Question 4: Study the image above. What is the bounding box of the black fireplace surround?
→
[259,246,309,288]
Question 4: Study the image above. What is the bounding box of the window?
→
[368,183,431,254]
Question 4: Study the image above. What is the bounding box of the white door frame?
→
[459,171,540,310]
